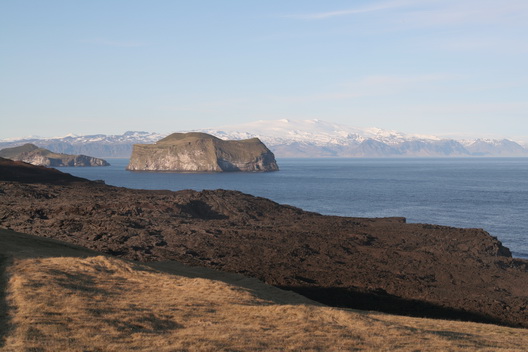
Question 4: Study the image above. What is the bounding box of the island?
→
[0,143,109,167]
[126,132,279,172]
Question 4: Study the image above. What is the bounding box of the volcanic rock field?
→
[1,157,527,328]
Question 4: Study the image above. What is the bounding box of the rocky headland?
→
[1,157,527,328]
[0,143,109,167]
[126,132,278,172]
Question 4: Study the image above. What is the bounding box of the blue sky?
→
[1,0,527,140]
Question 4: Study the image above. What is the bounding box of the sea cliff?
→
[126,132,278,172]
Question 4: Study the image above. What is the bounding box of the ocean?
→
[62,158,528,259]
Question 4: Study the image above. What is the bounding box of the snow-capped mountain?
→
[0,120,526,158]
[197,119,436,146]
[195,119,527,158]
[0,131,167,158]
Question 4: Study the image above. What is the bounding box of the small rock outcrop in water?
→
[126,132,278,172]
[0,143,110,167]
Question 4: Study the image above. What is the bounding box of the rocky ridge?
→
[127,132,278,172]
[0,143,109,167]
[0,158,527,328]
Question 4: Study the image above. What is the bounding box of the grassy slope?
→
[0,144,40,159]
[0,144,95,162]
[1,228,527,352]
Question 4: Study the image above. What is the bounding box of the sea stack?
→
[126,132,279,172]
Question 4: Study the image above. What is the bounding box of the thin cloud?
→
[337,73,459,99]
[409,102,528,115]
[160,98,248,114]
[354,73,457,87]
[285,0,528,28]
[403,1,528,27]
[285,0,424,20]
[338,73,460,99]
[271,73,459,103]
[83,38,146,48]
[430,35,528,54]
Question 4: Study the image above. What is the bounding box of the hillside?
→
[1,158,528,329]
[127,132,278,172]
[0,144,109,167]
[0,157,89,184]
[1,228,527,351]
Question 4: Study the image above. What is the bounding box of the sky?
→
[1,0,528,141]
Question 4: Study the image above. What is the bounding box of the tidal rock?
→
[0,143,109,167]
[126,132,278,172]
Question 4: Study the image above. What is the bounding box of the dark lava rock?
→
[1,158,527,328]
[0,157,89,184]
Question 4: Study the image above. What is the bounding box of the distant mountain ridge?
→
[1,120,527,158]
[0,131,166,158]
[196,119,528,158]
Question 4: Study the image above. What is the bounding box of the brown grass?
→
[1,229,527,351]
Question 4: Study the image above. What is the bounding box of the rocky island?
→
[126,132,278,172]
[0,143,109,167]
[1,157,528,328]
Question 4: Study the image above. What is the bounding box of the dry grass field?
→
[1,228,527,351]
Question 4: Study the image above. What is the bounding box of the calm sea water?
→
[62,158,528,259]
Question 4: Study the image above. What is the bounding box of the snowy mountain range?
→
[196,119,528,158]
[1,120,527,158]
